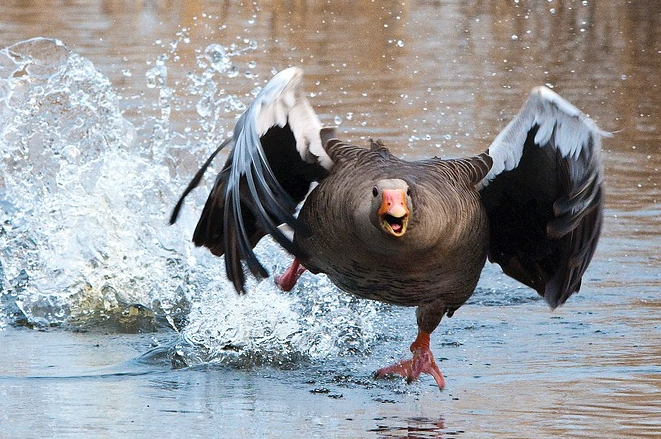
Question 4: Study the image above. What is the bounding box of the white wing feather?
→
[248,67,332,170]
[483,86,610,187]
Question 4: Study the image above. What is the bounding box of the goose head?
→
[371,179,411,237]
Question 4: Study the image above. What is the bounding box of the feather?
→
[173,67,330,293]
[480,86,608,308]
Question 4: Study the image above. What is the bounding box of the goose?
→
[171,67,606,390]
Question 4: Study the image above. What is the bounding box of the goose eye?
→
[372,186,378,197]
[406,188,411,196]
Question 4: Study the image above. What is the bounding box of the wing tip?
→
[271,66,304,90]
[543,283,580,310]
[531,85,583,118]
[530,85,613,138]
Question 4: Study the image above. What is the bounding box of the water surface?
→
[0,1,660,438]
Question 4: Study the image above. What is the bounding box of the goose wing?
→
[479,86,609,308]
[170,67,333,293]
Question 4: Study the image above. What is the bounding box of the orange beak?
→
[378,189,410,237]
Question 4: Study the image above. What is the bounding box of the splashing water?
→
[0,37,383,367]
[178,241,382,368]
[0,37,185,329]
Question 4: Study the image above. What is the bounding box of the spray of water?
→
[0,37,383,367]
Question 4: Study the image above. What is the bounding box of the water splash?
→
[183,41,254,149]
[0,38,382,366]
[0,37,186,329]
[175,240,383,368]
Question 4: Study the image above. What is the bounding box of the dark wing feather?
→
[169,137,232,226]
[479,86,609,308]
[171,67,332,293]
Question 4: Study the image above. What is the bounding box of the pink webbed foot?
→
[274,258,307,291]
[374,331,445,391]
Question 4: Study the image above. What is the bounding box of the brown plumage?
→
[297,138,491,313]
[170,68,607,390]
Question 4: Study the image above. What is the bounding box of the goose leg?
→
[275,258,307,291]
[374,330,445,390]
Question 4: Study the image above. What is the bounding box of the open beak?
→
[378,189,410,237]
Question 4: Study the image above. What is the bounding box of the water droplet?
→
[227,66,239,78]
[223,94,246,113]
[145,65,167,88]
[204,43,231,73]
[334,115,342,125]
[196,95,213,118]
[159,87,173,119]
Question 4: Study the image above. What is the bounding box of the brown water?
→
[1,0,660,438]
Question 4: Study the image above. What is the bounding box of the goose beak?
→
[379,189,410,237]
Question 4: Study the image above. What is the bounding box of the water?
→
[0,1,660,438]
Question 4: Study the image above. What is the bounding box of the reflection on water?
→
[369,416,447,439]
[0,0,660,438]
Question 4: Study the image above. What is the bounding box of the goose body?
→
[297,141,490,313]
[171,67,607,390]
